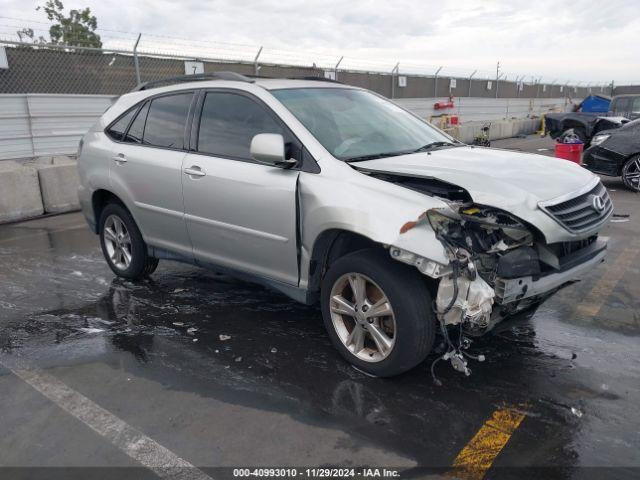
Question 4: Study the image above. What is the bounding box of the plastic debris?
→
[219,334,231,341]
[571,407,583,418]
[78,327,104,334]
[172,322,185,326]
[193,338,198,342]
[173,288,186,293]
[187,327,198,334]
[235,356,242,362]
[270,347,278,353]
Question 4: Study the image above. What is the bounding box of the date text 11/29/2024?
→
[233,468,401,478]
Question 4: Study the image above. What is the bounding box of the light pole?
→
[434,66,443,98]
[390,62,399,99]
[468,70,477,97]
[253,46,263,77]
[334,56,344,81]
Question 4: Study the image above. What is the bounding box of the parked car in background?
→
[545,94,640,146]
[583,118,640,191]
[609,94,640,120]
[78,73,612,377]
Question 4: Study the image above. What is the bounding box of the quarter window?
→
[197,92,284,159]
[143,93,193,149]
[106,107,137,141]
[124,101,149,144]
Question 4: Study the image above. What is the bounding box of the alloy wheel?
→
[103,214,133,271]
[623,157,640,191]
[329,272,396,362]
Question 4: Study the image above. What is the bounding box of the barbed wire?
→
[1,15,626,87]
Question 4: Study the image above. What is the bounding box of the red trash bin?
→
[555,143,583,164]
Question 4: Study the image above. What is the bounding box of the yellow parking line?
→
[575,241,640,318]
[450,406,527,480]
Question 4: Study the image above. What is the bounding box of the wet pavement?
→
[0,135,639,479]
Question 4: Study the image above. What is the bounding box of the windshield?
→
[272,88,456,161]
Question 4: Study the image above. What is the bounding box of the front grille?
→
[540,181,613,233]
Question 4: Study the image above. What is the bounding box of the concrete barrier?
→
[37,161,80,213]
[0,161,44,222]
[444,118,540,144]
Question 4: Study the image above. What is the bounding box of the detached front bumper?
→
[494,238,607,304]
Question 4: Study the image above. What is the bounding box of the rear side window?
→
[197,92,284,159]
[124,101,150,144]
[106,107,137,141]
[143,93,193,149]
[632,98,640,114]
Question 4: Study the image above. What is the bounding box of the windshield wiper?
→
[343,151,410,162]
[411,141,459,153]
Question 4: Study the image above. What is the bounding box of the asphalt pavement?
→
[0,135,638,480]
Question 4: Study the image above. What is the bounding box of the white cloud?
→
[1,0,639,83]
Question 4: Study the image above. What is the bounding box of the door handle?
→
[183,166,206,177]
[111,154,127,164]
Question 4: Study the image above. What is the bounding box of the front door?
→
[182,90,300,285]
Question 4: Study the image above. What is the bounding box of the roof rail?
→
[132,71,254,91]
[290,76,343,84]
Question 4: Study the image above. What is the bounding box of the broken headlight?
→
[590,134,610,146]
[427,205,533,254]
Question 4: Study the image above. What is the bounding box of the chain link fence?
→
[1,39,604,100]
[0,18,626,99]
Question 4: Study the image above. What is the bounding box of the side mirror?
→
[250,133,297,168]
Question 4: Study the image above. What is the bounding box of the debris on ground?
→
[172,322,185,326]
[219,334,231,341]
[186,327,198,334]
[172,288,186,293]
[235,356,242,362]
[270,347,277,353]
[611,219,630,223]
[571,407,583,418]
[78,327,104,334]
[192,338,198,342]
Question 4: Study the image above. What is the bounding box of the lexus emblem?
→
[591,195,605,213]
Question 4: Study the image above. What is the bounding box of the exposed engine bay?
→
[379,173,607,382]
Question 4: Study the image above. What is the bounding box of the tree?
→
[36,0,102,48]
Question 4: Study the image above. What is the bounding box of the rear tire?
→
[320,248,436,377]
[622,156,640,192]
[99,202,159,280]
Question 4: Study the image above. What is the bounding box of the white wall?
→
[0,94,114,160]
[394,97,572,122]
[0,94,572,160]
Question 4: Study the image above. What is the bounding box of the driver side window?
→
[197,92,286,160]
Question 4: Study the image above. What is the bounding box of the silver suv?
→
[78,73,612,377]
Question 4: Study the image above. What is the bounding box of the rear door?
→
[108,91,195,257]
[181,90,300,285]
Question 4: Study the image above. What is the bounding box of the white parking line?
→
[1,358,212,480]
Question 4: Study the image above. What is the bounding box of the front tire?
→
[320,249,436,377]
[99,202,159,280]
[622,156,640,192]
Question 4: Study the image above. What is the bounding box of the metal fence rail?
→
[0,40,601,100]
[0,92,571,161]
[0,93,113,160]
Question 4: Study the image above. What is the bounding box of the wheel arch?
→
[91,189,128,234]
[307,229,384,296]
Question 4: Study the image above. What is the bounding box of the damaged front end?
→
[395,204,542,333]
[390,201,607,380]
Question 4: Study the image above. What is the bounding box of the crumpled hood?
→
[353,146,596,210]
